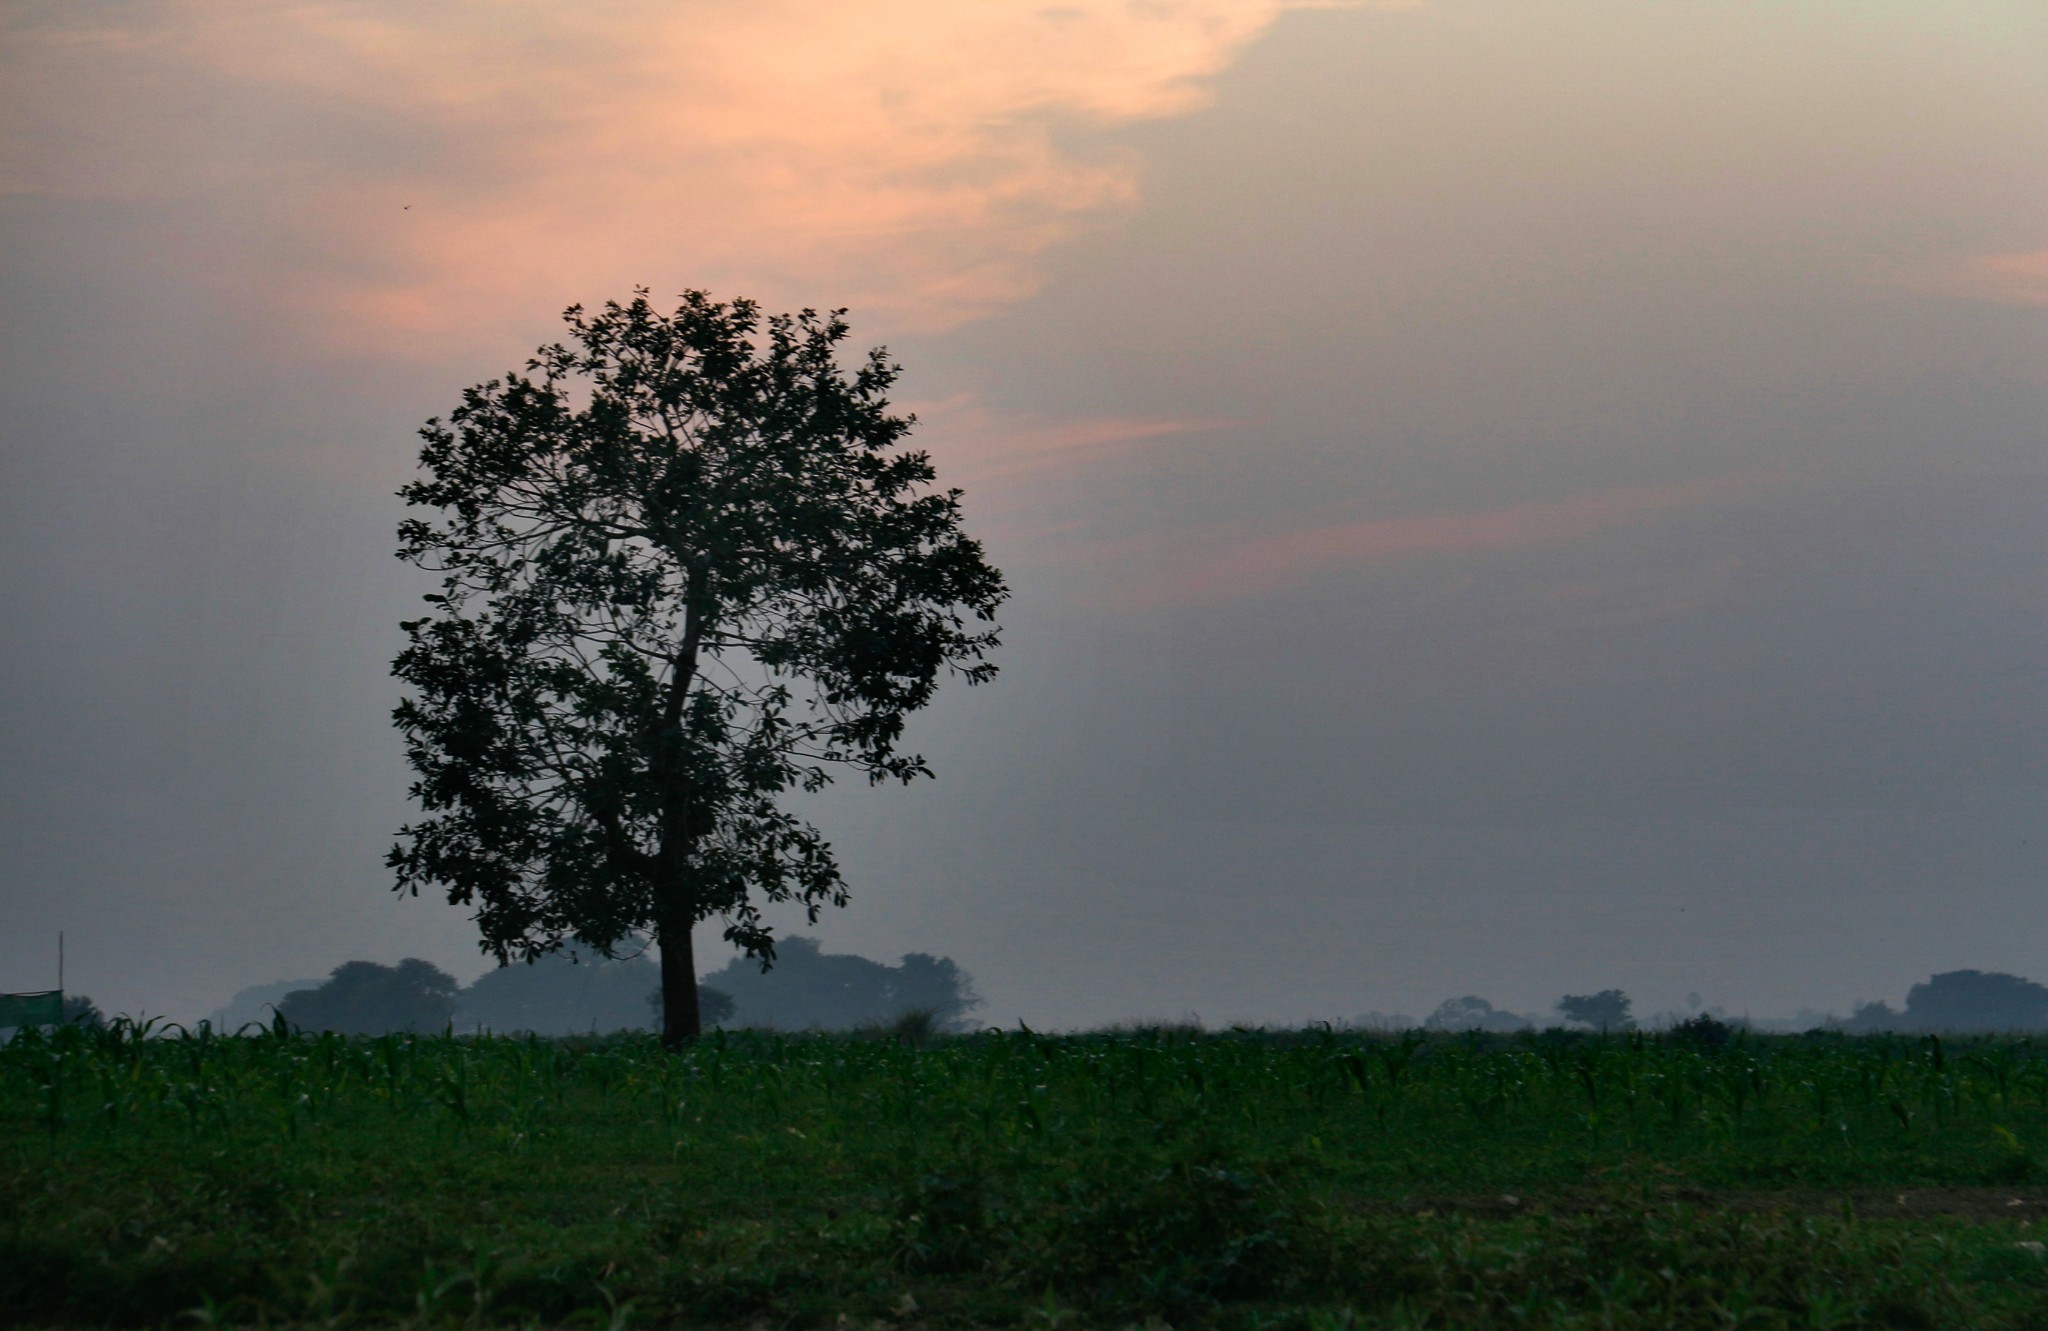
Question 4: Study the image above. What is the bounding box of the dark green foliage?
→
[1370,1206,1974,1329]
[1904,970,2048,1032]
[9,1023,2048,1327]
[893,1170,997,1274]
[389,290,1006,1042]
[1045,1159,1324,1311]
[1557,989,1634,1030]
[1668,1013,1736,1050]
[700,935,981,1031]
[861,1006,945,1047]
[276,959,459,1035]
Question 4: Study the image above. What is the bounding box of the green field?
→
[6,1020,2048,1328]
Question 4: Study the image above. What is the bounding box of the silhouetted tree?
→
[1902,970,2048,1032]
[210,978,324,1032]
[61,994,104,1029]
[278,959,460,1035]
[1424,996,1531,1033]
[391,292,1006,1047]
[1840,1000,1900,1033]
[699,936,981,1032]
[1556,989,1633,1031]
[890,953,982,1030]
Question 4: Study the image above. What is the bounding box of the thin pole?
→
[58,931,63,995]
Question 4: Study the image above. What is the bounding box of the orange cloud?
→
[1883,248,2048,308]
[1079,471,1784,605]
[2,0,1405,355]
[873,398,1246,548]
[909,396,1245,479]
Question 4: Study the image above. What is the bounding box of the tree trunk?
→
[655,594,708,1051]
[656,910,701,1049]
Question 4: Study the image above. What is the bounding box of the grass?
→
[5,1019,2048,1327]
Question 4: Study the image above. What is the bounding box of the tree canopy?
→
[390,291,1006,1044]
[699,936,980,1032]
[277,960,461,1036]
[1903,970,2048,1032]
[1423,996,1532,1034]
[1555,990,1633,1031]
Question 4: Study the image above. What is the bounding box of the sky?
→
[1,0,2043,1029]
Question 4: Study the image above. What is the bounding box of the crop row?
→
[6,1021,2046,1176]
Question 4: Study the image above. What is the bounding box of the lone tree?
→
[1903,970,2048,1032]
[391,291,1006,1046]
[1556,989,1634,1032]
[279,959,461,1036]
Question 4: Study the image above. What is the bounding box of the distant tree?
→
[278,959,460,1035]
[459,942,660,1035]
[1666,1013,1734,1050]
[61,994,104,1029]
[1902,970,2048,1032]
[1556,990,1633,1031]
[390,292,1007,1047]
[699,936,981,1032]
[210,978,324,1032]
[1424,996,1532,1033]
[1840,1000,1900,1034]
[890,952,982,1031]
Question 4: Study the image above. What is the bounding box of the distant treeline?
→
[209,937,979,1038]
[1364,970,2048,1037]
[119,966,2048,1042]
[1838,970,2048,1034]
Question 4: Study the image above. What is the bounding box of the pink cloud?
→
[909,397,1245,480]
[1080,471,1784,606]
[877,399,1247,549]
[1,0,1408,357]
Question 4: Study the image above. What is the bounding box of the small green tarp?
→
[0,990,62,1028]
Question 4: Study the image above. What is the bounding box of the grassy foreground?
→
[5,1021,2048,1328]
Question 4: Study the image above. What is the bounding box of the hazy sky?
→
[2,0,2043,1028]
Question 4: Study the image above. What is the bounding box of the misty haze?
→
[3,1,2044,1324]
[2,0,2041,1033]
